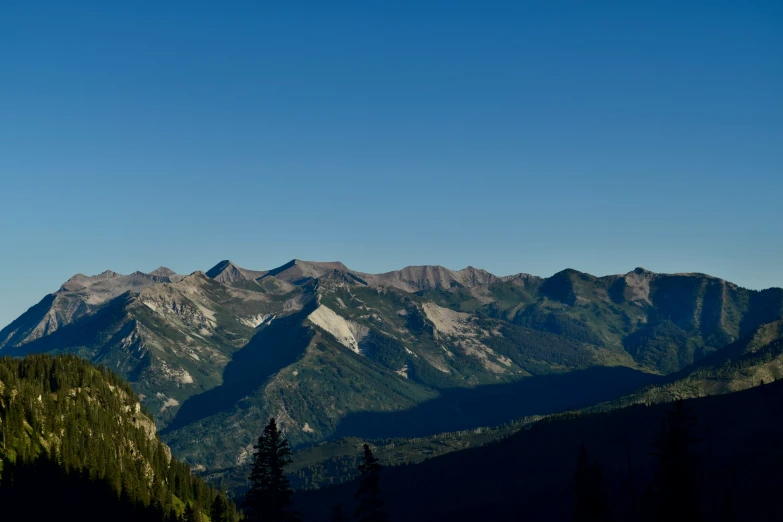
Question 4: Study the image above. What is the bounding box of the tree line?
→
[244,418,387,522]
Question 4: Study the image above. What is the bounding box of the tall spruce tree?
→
[211,490,231,522]
[573,443,608,522]
[330,503,349,522]
[184,502,202,522]
[354,444,388,522]
[243,417,299,522]
[649,400,702,522]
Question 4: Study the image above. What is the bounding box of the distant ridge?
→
[205,259,538,292]
[205,260,267,283]
[149,266,181,280]
[264,259,353,285]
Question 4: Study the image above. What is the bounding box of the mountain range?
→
[2,259,782,474]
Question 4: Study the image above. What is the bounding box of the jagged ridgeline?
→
[0,354,238,522]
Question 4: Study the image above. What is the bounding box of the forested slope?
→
[0,354,238,522]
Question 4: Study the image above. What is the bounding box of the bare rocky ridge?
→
[264,259,353,284]
[205,259,532,293]
[0,267,184,349]
[357,265,500,292]
[205,260,267,283]
[149,266,185,282]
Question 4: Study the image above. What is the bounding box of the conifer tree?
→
[165,507,180,522]
[212,489,240,522]
[573,443,607,522]
[649,400,702,521]
[184,502,201,522]
[330,503,348,522]
[211,491,229,522]
[243,417,299,522]
[354,444,388,522]
[722,484,735,522]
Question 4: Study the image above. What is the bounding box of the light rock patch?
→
[159,397,180,412]
[241,313,275,328]
[422,302,474,337]
[307,305,361,354]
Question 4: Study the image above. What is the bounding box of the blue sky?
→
[1,1,782,328]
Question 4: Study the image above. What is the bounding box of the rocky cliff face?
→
[0,268,182,349]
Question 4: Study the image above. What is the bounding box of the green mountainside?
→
[2,260,781,474]
[586,318,783,410]
[0,354,238,521]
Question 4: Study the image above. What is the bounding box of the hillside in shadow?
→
[298,379,783,521]
[162,308,314,433]
[331,366,662,440]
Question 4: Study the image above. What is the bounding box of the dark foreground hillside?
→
[0,354,238,522]
[295,379,783,521]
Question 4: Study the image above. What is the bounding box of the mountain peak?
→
[149,266,177,277]
[455,266,499,286]
[549,268,587,279]
[360,264,496,292]
[206,260,266,283]
[64,270,121,285]
[205,260,235,278]
[291,259,349,270]
[265,259,350,284]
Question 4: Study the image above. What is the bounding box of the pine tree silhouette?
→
[573,442,608,521]
[354,444,388,522]
[243,417,300,522]
[211,490,238,522]
[722,484,735,522]
[330,502,349,522]
[211,492,227,522]
[649,400,702,522]
[184,502,202,522]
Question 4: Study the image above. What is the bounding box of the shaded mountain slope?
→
[163,305,319,432]
[295,379,783,521]
[591,318,783,410]
[162,327,439,470]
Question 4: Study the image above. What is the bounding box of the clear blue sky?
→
[1,1,782,328]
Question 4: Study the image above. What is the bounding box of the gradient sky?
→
[1,1,782,328]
